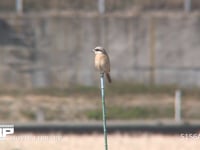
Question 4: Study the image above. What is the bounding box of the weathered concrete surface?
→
[0,12,200,88]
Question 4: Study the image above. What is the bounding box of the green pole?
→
[100,73,108,150]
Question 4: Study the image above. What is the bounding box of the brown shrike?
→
[92,46,112,83]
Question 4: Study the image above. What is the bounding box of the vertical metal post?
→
[100,73,108,150]
[175,90,182,122]
[16,0,23,14]
[149,17,156,84]
[184,0,191,13]
[98,0,105,14]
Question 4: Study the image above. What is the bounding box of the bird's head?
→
[92,46,107,55]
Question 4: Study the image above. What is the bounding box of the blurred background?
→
[0,0,200,150]
[1,0,200,88]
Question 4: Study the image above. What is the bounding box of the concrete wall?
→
[0,12,200,88]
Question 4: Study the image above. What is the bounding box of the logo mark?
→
[0,125,14,140]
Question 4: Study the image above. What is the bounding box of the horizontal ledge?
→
[12,120,200,134]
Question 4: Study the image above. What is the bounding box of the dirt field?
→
[1,133,199,150]
[1,93,200,121]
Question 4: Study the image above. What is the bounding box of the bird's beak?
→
[92,49,95,53]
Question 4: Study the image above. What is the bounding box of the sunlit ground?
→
[0,133,199,150]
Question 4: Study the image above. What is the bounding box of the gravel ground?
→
[0,133,200,150]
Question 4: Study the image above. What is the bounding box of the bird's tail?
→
[106,73,112,83]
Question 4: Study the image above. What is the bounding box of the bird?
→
[92,46,112,83]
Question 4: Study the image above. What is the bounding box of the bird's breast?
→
[95,54,106,72]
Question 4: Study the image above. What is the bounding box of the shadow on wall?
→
[0,18,50,88]
[0,19,25,46]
